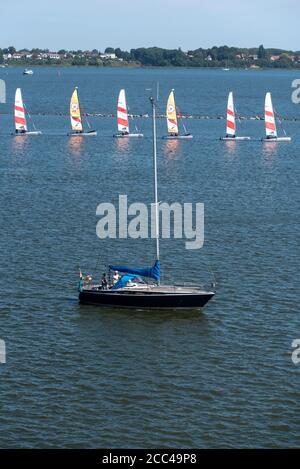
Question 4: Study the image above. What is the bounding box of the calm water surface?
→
[0,67,299,448]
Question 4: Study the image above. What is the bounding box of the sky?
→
[1,0,299,51]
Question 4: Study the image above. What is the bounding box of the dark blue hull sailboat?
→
[79,97,215,310]
[79,260,214,309]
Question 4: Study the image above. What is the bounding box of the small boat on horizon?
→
[13,88,42,135]
[69,87,97,136]
[78,96,215,310]
[220,92,250,141]
[23,69,33,75]
[113,89,143,138]
[162,90,193,139]
[262,92,291,142]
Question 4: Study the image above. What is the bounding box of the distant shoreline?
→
[1,64,298,71]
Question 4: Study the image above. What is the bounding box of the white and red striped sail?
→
[264,92,277,138]
[117,89,129,133]
[15,88,27,132]
[226,92,235,136]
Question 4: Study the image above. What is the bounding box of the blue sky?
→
[1,0,299,51]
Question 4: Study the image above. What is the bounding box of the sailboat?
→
[14,88,42,135]
[223,60,230,71]
[69,87,97,136]
[262,92,291,142]
[162,90,193,139]
[220,92,250,141]
[78,96,215,310]
[113,89,143,138]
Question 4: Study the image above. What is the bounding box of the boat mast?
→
[150,96,160,263]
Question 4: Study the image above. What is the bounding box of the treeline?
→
[1,45,300,68]
[128,45,300,68]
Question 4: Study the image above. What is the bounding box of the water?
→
[0,67,299,448]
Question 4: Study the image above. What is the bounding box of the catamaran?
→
[162,90,193,139]
[220,92,250,141]
[113,89,143,138]
[262,92,291,142]
[14,88,41,135]
[78,96,215,310]
[69,87,97,136]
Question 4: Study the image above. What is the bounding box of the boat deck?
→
[82,283,214,295]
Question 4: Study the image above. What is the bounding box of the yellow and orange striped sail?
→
[70,88,83,132]
[166,90,178,134]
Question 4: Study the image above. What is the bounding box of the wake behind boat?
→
[113,89,143,138]
[68,87,97,136]
[13,88,42,135]
[262,92,291,142]
[220,92,250,141]
[79,96,215,310]
[162,90,193,139]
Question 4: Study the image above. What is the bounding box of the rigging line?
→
[23,103,37,131]
[274,107,287,136]
[234,106,242,126]
[94,251,102,274]
[127,104,139,132]
[80,101,91,129]
[177,107,187,134]
[207,261,217,288]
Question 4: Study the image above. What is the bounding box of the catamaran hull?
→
[162,135,193,140]
[68,131,97,136]
[220,136,251,141]
[13,131,42,135]
[113,133,143,138]
[262,137,291,142]
[79,290,214,309]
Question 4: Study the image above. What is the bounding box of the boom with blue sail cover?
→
[109,260,160,282]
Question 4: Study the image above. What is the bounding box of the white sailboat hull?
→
[220,136,251,141]
[113,133,143,138]
[262,137,291,142]
[13,130,42,136]
[162,134,193,140]
[68,131,97,136]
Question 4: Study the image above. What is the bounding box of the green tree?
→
[258,44,267,59]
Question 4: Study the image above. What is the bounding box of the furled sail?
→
[166,90,178,134]
[70,88,83,132]
[264,92,277,138]
[15,88,27,132]
[117,89,129,133]
[226,91,236,136]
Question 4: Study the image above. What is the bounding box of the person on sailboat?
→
[16,127,26,134]
[101,272,108,289]
[112,271,120,285]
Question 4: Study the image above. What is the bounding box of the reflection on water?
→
[163,138,180,159]
[114,136,129,153]
[223,140,237,159]
[11,134,29,153]
[262,140,279,160]
[113,136,131,162]
[67,135,84,156]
